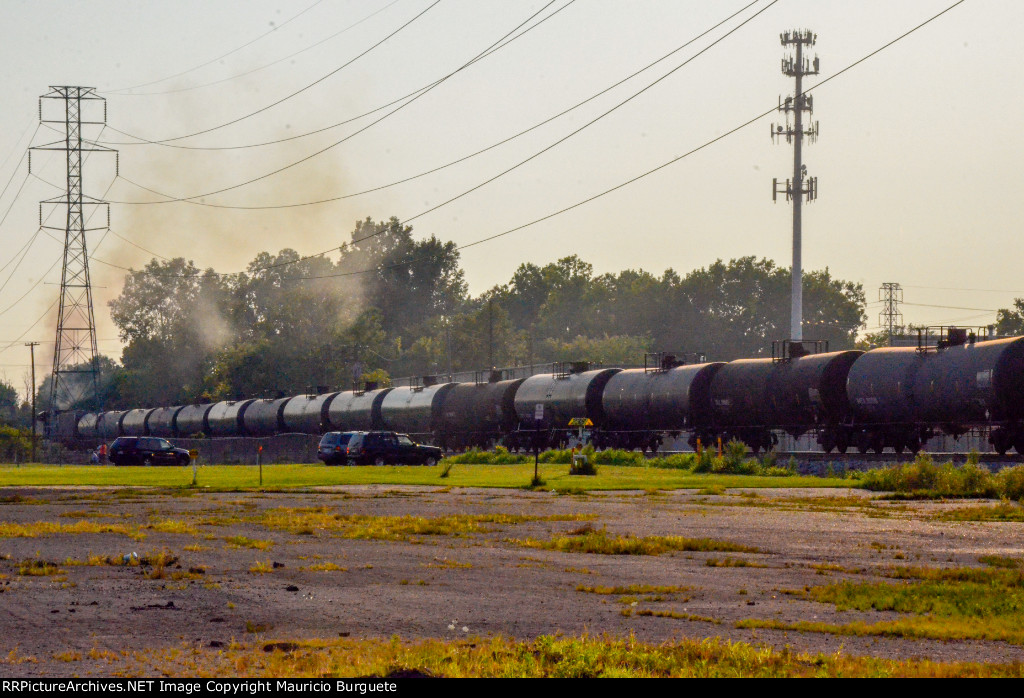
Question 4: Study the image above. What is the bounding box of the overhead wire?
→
[103,0,441,143]
[97,0,569,152]
[102,0,570,206]
[105,0,329,94]
[106,0,759,211]
[112,0,405,97]
[86,0,969,287]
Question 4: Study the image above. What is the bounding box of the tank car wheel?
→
[1014,437,1024,455]
[835,433,849,454]
[374,456,386,466]
[870,434,886,454]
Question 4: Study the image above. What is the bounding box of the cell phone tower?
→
[772,30,819,341]
[29,87,116,414]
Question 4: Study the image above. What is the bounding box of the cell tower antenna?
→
[29,87,116,415]
[772,29,819,341]
[879,282,904,345]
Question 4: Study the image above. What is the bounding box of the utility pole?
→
[30,87,116,416]
[25,342,38,463]
[772,30,820,341]
[488,299,494,369]
[879,282,904,345]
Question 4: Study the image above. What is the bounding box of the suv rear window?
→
[320,433,355,447]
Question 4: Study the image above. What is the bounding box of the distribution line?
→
[101,0,569,207]
[99,0,573,152]
[112,0,405,97]
[108,0,759,209]
[90,0,968,282]
[105,0,441,143]
[105,0,329,94]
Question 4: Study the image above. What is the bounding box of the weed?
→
[576,584,690,595]
[249,560,273,575]
[225,536,275,551]
[17,559,63,576]
[513,529,761,556]
[308,562,347,572]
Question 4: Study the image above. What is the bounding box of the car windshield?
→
[158,439,172,450]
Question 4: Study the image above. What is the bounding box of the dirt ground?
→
[1,484,1022,676]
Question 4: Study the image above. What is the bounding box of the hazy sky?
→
[0,0,1019,389]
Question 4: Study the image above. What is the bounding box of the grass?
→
[224,535,275,550]
[255,508,594,541]
[937,501,1024,522]
[17,559,64,576]
[117,634,1024,677]
[575,584,690,595]
[749,565,1024,645]
[308,562,347,572]
[0,462,848,492]
[511,529,762,556]
[0,519,145,540]
[855,455,1024,500]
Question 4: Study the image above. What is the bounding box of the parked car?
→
[109,436,191,466]
[345,431,442,466]
[318,431,358,465]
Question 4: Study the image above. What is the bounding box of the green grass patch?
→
[576,584,690,595]
[116,634,1024,677]
[0,519,144,540]
[855,455,1024,500]
[768,565,1024,645]
[0,463,846,492]
[258,509,593,541]
[937,501,1024,522]
[512,529,761,556]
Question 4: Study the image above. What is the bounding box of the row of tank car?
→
[58,328,1024,455]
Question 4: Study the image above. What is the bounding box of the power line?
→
[111,0,405,97]
[107,0,760,211]
[105,0,329,94]
[96,0,572,153]
[101,0,569,206]
[94,0,968,284]
[105,0,441,143]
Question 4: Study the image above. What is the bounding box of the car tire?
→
[179,455,190,466]
[143,456,153,466]
[374,456,386,466]
[425,456,437,467]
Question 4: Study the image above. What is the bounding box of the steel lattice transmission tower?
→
[772,30,820,341]
[879,282,904,345]
[29,87,116,413]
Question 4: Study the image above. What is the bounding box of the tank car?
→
[281,392,339,434]
[96,411,128,441]
[74,412,99,441]
[769,349,862,452]
[910,335,1024,454]
[512,367,621,449]
[325,387,393,432]
[120,408,153,437]
[146,406,183,438]
[174,404,214,437]
[241,397,293,437]
[601,363,725,451]
[206,399,257,437]
[379,382,457,443]
[846,347,932,453]
[439,378,526,450]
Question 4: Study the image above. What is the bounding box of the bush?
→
[997,465,1024,501]
[857,455,1005,498]
[648,453,696,470]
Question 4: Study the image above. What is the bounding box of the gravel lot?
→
[1,484,1022,675]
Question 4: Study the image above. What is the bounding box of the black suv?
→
[345,431,442,466]
[317,431,357,465]
[109,436,191,466]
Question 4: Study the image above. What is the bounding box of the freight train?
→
[47,328,1024,456]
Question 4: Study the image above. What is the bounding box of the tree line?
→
[32,216,872,411]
